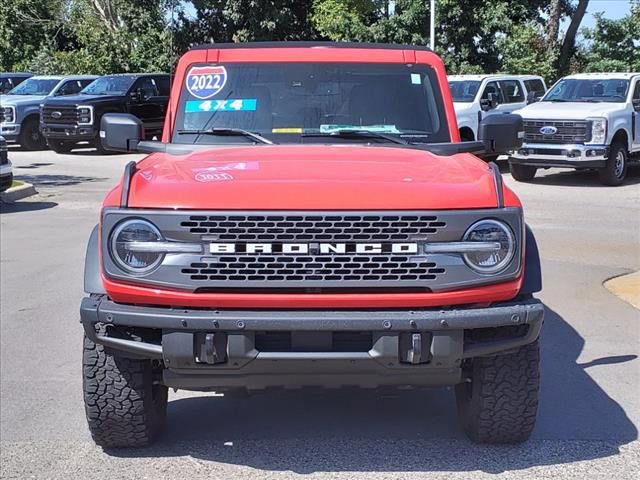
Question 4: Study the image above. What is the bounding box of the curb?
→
[604,271,640,310]
[0,182,38,203]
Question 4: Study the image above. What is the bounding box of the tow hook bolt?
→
[409,320,417,329]
[236,321,245,329]
[383,320,392,330]
[511,314,521,323]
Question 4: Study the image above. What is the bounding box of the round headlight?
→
[110,219,164,274]
[463,219,515,274]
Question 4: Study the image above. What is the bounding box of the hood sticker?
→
[195,172,234,183]
[186,65,227,99]
[185,98,256,112]
[194,161,259,172]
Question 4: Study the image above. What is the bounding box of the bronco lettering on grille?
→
[210,243,419,254]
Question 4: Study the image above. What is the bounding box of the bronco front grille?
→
[182,255,445,283]
[101,209,524,293]
[524,119,590,144]
[180,214,446,242]
[41,106,79,125]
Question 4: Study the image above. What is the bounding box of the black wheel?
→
[598,142,627,186]
[509,162,537,182]
[19,118,46,151]
[83,325,168,447]
[455,340,540,444]
[47,140,73,154]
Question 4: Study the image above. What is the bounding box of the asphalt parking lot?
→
[1,148,639,479]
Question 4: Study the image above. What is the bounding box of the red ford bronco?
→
[81,42,543,447]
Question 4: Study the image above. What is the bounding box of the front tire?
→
[83,326,168,448]
[598,142,627,186]
[509,162,537,182]
[455,340,540,444]
[19,118,46,151]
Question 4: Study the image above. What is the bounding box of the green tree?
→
[581,2,640,72]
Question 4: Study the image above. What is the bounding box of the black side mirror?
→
[526,91,538,104]
[633,99,640,112]
[478,113,523,153]
[480,92,499,111]
[100,113,144,152]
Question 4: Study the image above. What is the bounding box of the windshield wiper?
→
[301,129,409,145]
[177,127,274,144]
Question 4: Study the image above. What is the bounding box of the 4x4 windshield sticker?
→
[185,65,228,99]
[185,99,257,112]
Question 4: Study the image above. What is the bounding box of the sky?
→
[575,0,633,30]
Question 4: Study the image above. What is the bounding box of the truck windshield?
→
[7,78,59,96]
[448,80,480,102]
[81,76,137,96]
[543,78,630,103]
[173,62,450,145]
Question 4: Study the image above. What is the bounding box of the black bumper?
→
[40,123,97,141]
[0,172,13,192]
[80,297,544,390]
[509,157,606,169]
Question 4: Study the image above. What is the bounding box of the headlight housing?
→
[463,219,515,274]
[78,105,93,125]
[109,219,164,274]
[1,106,15,124]
[588,117,607,144]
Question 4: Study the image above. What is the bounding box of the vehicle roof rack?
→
[192,41,432,52]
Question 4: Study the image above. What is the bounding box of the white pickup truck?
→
[509,72,640,186]
[448,74,547,141]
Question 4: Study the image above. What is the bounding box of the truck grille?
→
[182,255,445,283]
[41,106,79,125]
[524,120,590,144]
[101,209,524,293]
[180,214,447,242]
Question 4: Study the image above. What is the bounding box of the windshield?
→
[448,80,481,102]
[543,78,630,103]
[8,78,59,96]
[173,62,450,145]
[81,76,137,95]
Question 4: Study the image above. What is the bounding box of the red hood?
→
[106,145,519,210]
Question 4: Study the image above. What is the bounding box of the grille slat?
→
[181,214,446,241]
[524,119,590,144]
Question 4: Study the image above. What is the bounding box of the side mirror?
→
[526,91,538,104]
[100,113,144,152]
[633,99,640,112]
[478,113,523,153]
[480,92,499,111]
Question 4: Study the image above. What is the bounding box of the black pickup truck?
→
[40,73,170,153]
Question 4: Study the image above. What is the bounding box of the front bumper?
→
[0,165,13,192]
[0,124,20,141]
[40,122,96,141]
[80,296,544,390]
[510,142,608,168]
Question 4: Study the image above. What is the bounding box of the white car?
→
[0,136,12,192]
[448,74,547,141]
[509,72,640,185]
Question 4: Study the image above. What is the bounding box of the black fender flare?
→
[520,224,542,295]
[84,225,106,294]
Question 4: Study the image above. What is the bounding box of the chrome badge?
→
[539,126,557,135]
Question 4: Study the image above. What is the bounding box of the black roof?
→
[192,41,432,52]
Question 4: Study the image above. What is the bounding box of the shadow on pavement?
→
[0,201,58,213]
[14,174,106,187]
[106,306,637,473]
[522,164,640,187]
[14,162,54,169]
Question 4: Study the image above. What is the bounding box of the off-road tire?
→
[598,142,627,186]
[19,118,46,151]
[509,162,537,182]
[83,327,168,448]
[455,340,540,444]
[47,140,73,154]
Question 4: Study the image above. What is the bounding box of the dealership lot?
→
[1,149,639,479]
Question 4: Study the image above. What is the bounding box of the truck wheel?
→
[19,118,46,151]
[598,142,627,186]
[48,140,73,154]
[83,327,167,447]
[455,340,540,444]
[509,162,537,182]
